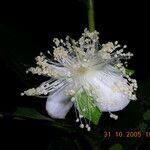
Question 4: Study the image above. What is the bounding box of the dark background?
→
[0,0,150,150]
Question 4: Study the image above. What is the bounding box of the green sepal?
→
[74,90,102,125]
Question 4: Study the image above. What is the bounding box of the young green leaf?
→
[74,90,102,125]
[125,69,135,76]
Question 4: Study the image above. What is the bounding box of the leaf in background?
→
[138,122,148,131]
[13,107,53,121]
[143,110,150,120]
[125,69,135,76]
[12,107,77,131]
[74,90,102,125]
[109,143,123,150]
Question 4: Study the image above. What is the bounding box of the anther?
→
[76,118,79,122]
[79,124,84,128]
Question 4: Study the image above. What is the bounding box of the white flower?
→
[22,29,137,129]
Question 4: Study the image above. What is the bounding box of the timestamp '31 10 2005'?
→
[104,131,150,138]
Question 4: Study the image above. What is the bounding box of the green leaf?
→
[125,69,135,75]
[74,90,102,125]
[0,107,77,132]
[13,107,53,121]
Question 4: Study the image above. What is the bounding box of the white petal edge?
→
[46,88,73,119]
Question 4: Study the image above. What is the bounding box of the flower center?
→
[73,66,88,76]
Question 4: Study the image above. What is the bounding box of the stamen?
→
[109,112,118,120]
[79,124,84,128]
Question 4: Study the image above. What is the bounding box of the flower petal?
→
[46,88,73,119]
[95,92,129,112]
[85,66,130,112]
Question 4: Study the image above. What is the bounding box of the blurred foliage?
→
[143,110,150,121]
[13,107,53,121]
[109,143,123,150]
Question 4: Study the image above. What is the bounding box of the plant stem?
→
[87,0,95,32]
